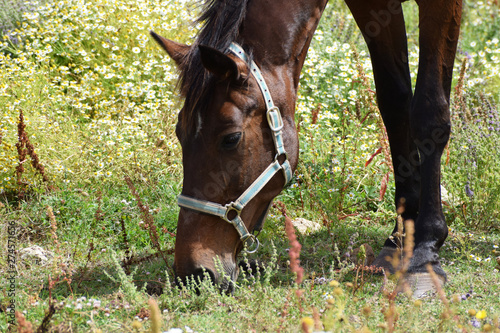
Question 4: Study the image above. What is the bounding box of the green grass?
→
[1,0,500,332]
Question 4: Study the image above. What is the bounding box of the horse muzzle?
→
[173,260,239,294]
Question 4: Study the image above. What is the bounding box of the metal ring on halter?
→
[274,152,288,164]
[223,203,242,223]
[242,234,260,254]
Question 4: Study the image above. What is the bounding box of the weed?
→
[148,298,162,333]
[46,205,73,294]
[15,311,33,333]
[36,303,57,333]
[15,109,52,200]
[125,175,172,274]
[76,192,102,287]
[103,250,145,304]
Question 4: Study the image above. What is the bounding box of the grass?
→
[0,0,499,332]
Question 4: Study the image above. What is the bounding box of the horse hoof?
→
[403,273,445,299]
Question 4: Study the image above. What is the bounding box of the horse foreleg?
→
[345,0,418,273]
[346,0,463,296]
[405,0,462,294]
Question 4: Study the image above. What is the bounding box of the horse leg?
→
[405,0,462,288]
[344,0,419,272]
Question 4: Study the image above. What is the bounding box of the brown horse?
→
[151,0,462,296]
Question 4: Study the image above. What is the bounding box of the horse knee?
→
[414,124,450,160]
[410,94,451,154]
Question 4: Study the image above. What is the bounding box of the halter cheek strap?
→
[177,42,293,253]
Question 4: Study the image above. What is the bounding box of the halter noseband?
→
[177,42,293,253]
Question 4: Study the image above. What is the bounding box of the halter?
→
[177,42,293,253]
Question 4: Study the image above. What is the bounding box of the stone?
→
[291,217,322,235]
[19,245,53,264]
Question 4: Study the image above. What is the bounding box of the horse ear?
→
[150,31,189,67]
[199,45,240,82]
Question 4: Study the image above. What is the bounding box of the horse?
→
[151,0,462,296]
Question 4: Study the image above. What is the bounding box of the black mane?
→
[178,0,249,134]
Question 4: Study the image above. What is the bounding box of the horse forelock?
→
[177,0,250,136]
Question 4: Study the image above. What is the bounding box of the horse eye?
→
[221,132,242,150]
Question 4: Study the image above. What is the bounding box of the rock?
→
[19,245,53,265]
[291,218,322,234]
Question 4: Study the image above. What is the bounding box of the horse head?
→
[152,32,300,291]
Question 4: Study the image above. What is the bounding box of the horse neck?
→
[239,0,328,87]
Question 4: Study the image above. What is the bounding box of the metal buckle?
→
[266,106,283,132]
[242,234,260,254]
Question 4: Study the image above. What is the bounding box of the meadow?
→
[0,0,499,332]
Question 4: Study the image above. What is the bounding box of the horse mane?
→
[178,0,250,135]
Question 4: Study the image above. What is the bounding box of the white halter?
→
[177,43,293,253]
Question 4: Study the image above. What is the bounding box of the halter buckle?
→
[266,106,283,132]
